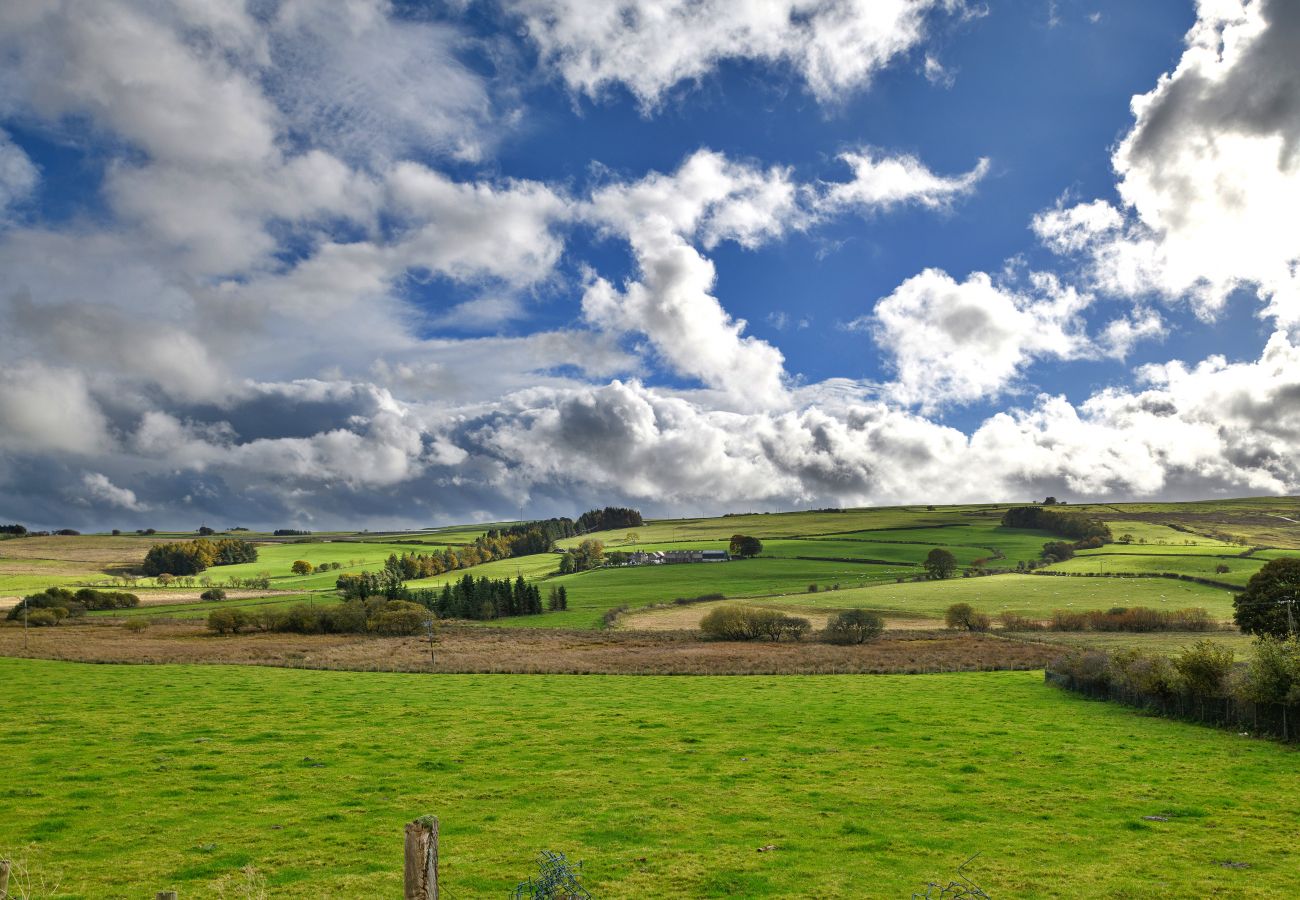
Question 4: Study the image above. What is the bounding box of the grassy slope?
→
[0,659,1294,898]
[744,573,1240,621]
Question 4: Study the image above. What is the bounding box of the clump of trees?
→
[728,534,763,558]
[1001,506,1112,543]
[577,507,643,533]
[417,574,545,621]
[924,548,958,580]
[209,598,431,636]
[274,529,312,536]
[823,609,884,644]
[201,588,227,601]
[547,586,569,611]
[558,540,605,574]
[5,587,139,622]
[700,605,810,641]
[1234,557,1300,638]
[0,524,27,536]
[141,538,258,576]
[945,602,991,631]
[473,509,644,563]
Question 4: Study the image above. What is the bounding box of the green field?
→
[741,573,1240,621]
[1048,553,1264,586]
[198,540,450,591]
[1,659,1295,898]
[499,557,920,629]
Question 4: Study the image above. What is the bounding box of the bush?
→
[700,605,751,640]
[998,611,1043,631]
[944,603,989,631]
[1240,636,1300,705]
[1174,640,1235,697]
[1214,563,1230,574]
[700,605,810,641]
[26,608,60,627]
[201,588,227,601]
[74,588,139,610]
[122,618,150,633]
[370,600,428,636]
[824,609,885,644]
[291,560,313,575]
[207,608,251,634]
[1051,610,1088,631]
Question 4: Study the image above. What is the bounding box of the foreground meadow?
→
[1,659,1294,898]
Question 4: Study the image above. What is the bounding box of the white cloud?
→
[0,363,114,455]
[855,269,1093,410]
[269,0,497,163]
[825,149,988,213]
[81,472,147,511]
[510,0,966,109]
[0,130,38,219]
[1036,0,1300,328]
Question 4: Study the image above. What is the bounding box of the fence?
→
[1045,670,1300,742]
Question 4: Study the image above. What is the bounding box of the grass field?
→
[1047,553,1264,586]
[498,557,919,629]
[738,573,1238,620]
[1,659,1295,898]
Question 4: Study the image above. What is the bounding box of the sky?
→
[1,0,1298,531]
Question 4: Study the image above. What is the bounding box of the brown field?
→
[621,600,938,632]
[0,621,1059,675]
[0,533,157,566]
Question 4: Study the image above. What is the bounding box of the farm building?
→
[624,549,730,565]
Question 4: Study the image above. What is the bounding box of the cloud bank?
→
[0,0,1297,530]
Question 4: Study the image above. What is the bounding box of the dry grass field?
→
[0,620,1059,675]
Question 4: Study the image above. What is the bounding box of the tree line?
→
[141,538,258,576]
[1001,506,1113,563]
[8,587,140,625]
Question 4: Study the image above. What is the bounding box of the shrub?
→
[824,609,884,644]
[122,618,150,633]
[1174,640,1235,697]
[700,605,751,640]
[291,560,313,575]
[998,611,1043,631]
[26,608,60,627]
[370,600,428,636]
[944,603,989,631]
[700,605,809,641]
[207,608,251,634]
[201,588,227,601]
[1051,610,1088,631]
[1214,563,1230,574]
[72,589,139,610]
[1239,636,1300,705]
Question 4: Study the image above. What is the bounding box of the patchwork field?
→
[1,659,1295,898]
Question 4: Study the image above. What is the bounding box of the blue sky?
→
[0,0,1297,530]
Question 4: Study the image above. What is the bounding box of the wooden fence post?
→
[404,816,439,900]
[1,858,11,900]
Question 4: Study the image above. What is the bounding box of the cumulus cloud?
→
[851,269,1094,410]
[1035,0,1300,327]
[81,472,147,511]
[825,149,989,212]
[509,0,966,108]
